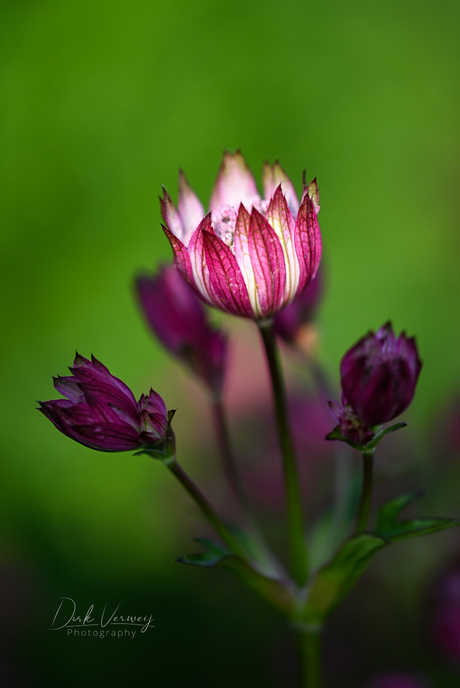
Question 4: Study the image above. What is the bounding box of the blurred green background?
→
[1,0,460,685]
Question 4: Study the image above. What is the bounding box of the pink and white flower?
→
[160,151,322,320]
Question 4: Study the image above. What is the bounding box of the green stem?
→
[355,452,374,534]
[211,395,287,578]
[296,626,323,688]
[258,320,308,586]
[167,458,248,560]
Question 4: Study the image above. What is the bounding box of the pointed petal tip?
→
[73,352,88,367]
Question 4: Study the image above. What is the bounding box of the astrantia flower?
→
[39,354,173,456]
[340,322,422,426]
[160,151,322,320]
[136,265,227,395]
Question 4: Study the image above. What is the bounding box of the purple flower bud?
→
[340,322,422,426]
[364,674,428,688]
[273,264,323,344]
[136,265,227,395]
[328,394,375,445]
[39,354,172,455]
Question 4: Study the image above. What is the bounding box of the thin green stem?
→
[211,395,287,578]
[355,452,374,534]
[258,320,308,586]
[296,626,323,688]
[167,459,248,560]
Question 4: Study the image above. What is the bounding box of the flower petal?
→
[139,390,169,441]
[141,389,168,419]
[209,151,259,212]
[40,400,141,451]
[306,177,320,214]
[69,422,142,451]
[233,204,260,315]
[70,354,139,414]
[265,186,300,302]
[178,170,204,243]
[186,215,217,304]
[53,375,84,402]
[69,369,139,426]
[263,161,299,216]
[247,208,286,317]
[294,190,322,296]
[202,230,253,317]
[398,334,423,381]
[160,188,185,241]
[162,224,196,289]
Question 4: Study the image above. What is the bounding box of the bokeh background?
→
[1,0,460,685]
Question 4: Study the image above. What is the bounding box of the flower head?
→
[340,322,422,426]
[136,266,227,395]
[160,151,322,320]
[38,354,173,456]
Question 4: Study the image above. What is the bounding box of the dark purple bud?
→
[340,322,422,426]
[364,674,428,688]
[273,265,323,344]
[328,394,375,445]
[38,354,172,455]
[136,265,227,395]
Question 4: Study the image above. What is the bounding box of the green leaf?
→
[301,534,387,625]
[364,422,407,450]
[374,493,460,541]
[177,538,231,568]
[177,538,294,612]
[177,550,230,567]
[325,422,407,453]
[378,517,460,542]
[194,537,230,556]
[375,491,423,534]
[325,426,343,442]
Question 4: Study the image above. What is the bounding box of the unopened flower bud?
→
[39,354,173,457]
[340,322,422,426]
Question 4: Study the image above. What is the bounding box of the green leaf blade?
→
[375,491,423,534]
[380,518,460,542]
